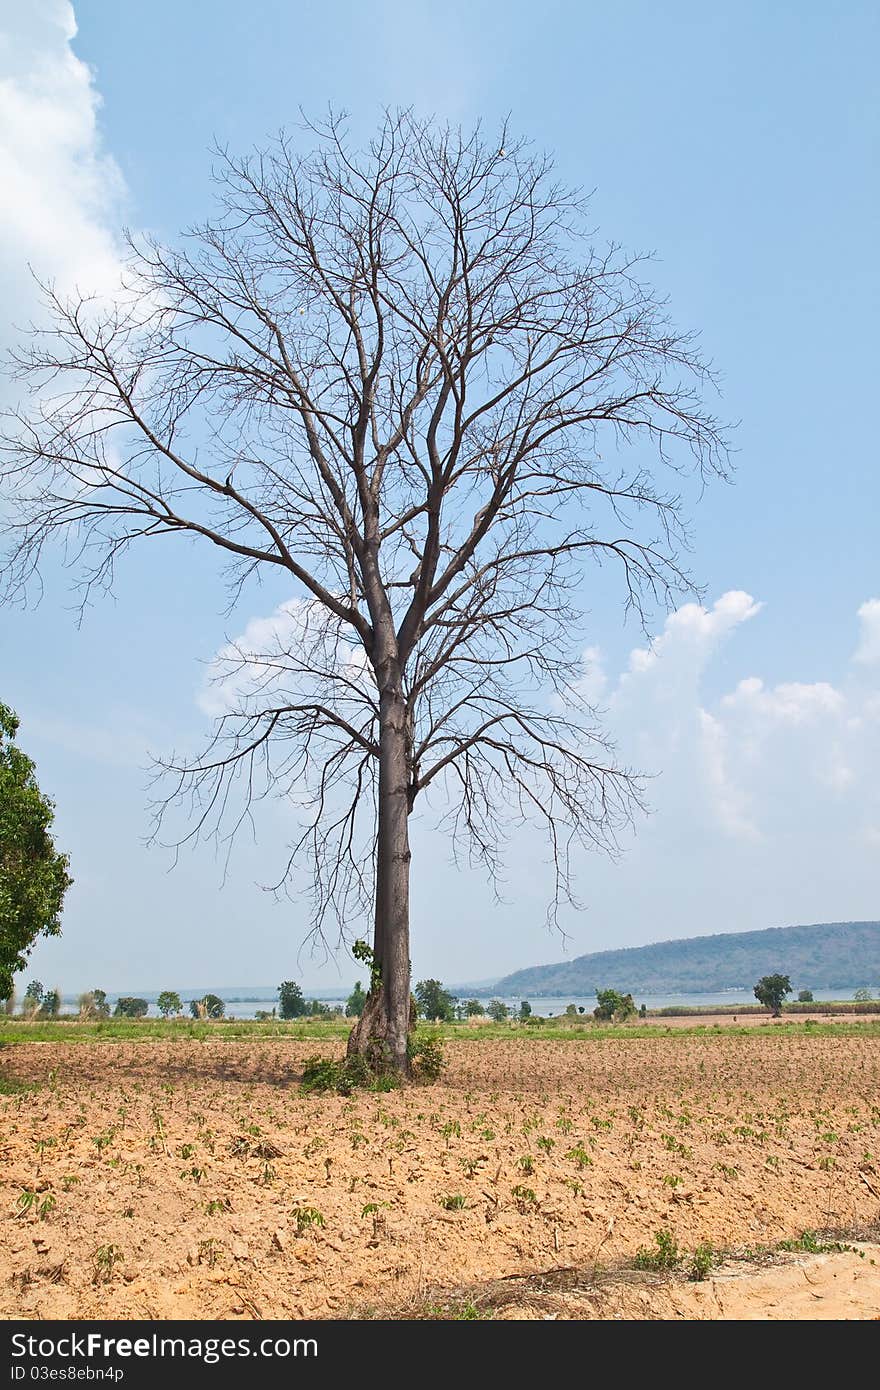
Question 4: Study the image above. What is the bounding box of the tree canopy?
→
[0,704,71,1000]
[414,978,457,1022]
[753,974,792,1017]
[278,980,308,1019]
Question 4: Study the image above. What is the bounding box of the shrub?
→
[634,1229,682,1271]
[300,1054,397,1095]
[114,997,149,1019]
[409,1033,446,1082]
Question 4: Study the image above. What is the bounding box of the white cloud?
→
[854,599,880,666]
[590,590,880,856]
[198,597,373,718]
[0,1,125,353]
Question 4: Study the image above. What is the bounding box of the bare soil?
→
[1,1035,879,1320]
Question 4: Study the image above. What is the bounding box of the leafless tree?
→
[0,112,728,1073]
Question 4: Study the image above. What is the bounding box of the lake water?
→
[58,985,874,1019]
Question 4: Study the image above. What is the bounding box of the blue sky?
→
[1,0,878,994]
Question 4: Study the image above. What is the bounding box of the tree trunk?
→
[347,685,413,1075]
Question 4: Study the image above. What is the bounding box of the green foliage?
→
[778,1231,858,1255]
[797,989,814,1003]
[42,988,60,1018]
[78,989,110,1020]
[352,939,381,992]
[853,987,873,1002]
[345,982,367,1017]
[409,1032,446,1082]
[594,988,637,1022]
[689,1242,716,1281]
[23,979,43,1012]
[414,978,456,1022]
[465,999,484,1016]
[0,703,72,1001]
[486,999,508,1022]
[156,991,182,1018]
[634,1229,682,1271]
[753,974,792,1016]
[438,1194,466,1210]
[300,1054,398,1095]
[114,997,149,1019]
[291,1205,325,1232]
[278,980,307,1019]
[189,993,225,1019]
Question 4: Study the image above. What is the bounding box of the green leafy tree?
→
[22,979,44,1015]
[78,988,110,1019]
[487,999,509,1022]
[345,982,367,1018]
[594,988,636,1022]
[797,989,814,1003]
[754,974,792,1018]
[42,987,61,1018]
[465,999,484,1017]
[518,1000,532,1020]
[278,980,308,1019]
[414,979,456,1022]
[189,993,225,1019]
[0,704,71,1001]
[114,997,149,1018]
[853,988,873,1002]
[157,990,182,1018]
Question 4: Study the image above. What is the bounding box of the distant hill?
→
[494,921,880,996]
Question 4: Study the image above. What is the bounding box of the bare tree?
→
[0,112,728,1073]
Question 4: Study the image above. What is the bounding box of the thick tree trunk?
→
[347,685,413,1075]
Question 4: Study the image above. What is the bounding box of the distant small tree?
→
[157,990,182,1018]
[639,1003,647,1019]
[92,988,110,1018]
[22,979,43,1016]
[797,989,814,1003]
[114,996,149,1018]
[594,988,636,1022]
[202,993,225,1019]
[42,987,60,1018]
[465,1000,484,1017]
[345,982,367,1018]
[753,974,791,1018]
[254,1009,274,1021]
[487,999,509,1022]
[564,1003,578,1017]
[414,979,457,1023]
[278,980,307,1019]
[853,988,873,1002]
[518,1000,532,1020]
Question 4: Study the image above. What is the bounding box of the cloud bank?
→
[0,1,125,353]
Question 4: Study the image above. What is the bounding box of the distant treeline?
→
[654,1000,880,1016]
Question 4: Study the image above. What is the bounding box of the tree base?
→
[346,989,416,1077]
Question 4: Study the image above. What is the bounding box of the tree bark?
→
[347,684,413,1074]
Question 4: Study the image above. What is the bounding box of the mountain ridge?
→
[492,920,880,996]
